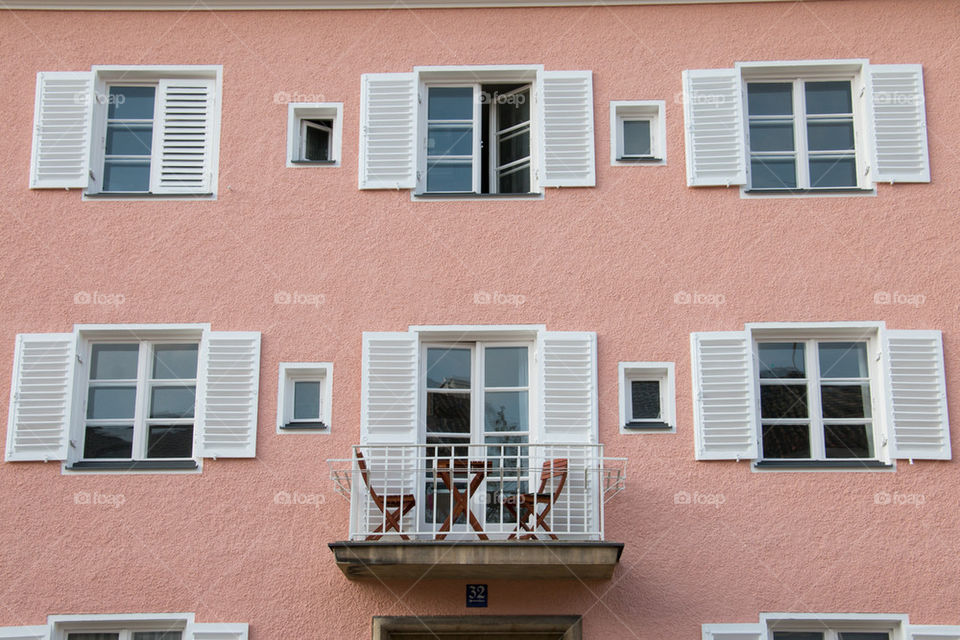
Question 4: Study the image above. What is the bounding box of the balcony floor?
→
[328,540,624,580]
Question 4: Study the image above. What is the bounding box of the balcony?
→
[327,444,626,580]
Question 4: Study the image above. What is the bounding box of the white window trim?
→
[277,362,332,433]
[618,361,675,433]
[705,613,918,640]
[609,100,665,166]
[83,65,222,201]
[51,613,190,640]
[286,102,342,167]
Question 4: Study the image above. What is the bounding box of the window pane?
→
[150,386,196,419]
[87,386,137,419]
[824,423,873,458]
[426,392,470,434]
[293,380,321,420]
[805,81,852,114]
[103,159,151,192]
[428,125,473,156]
[631,380,661,420]
[807,120,855,151]
[147,425,194,458]
[498,129,530,165]
[426,161,473,192]
[809,157,857,188]
[83,425,133,459]
[108,85,156,119]
[484,347,528,387]
[773,634,823,640]
[105,123,153,155]
[91,344,139,379]
[426,348,471,389]
[428,87,473,120]
[821,384,871,419]
[819,342,869,378]
[760,384,808,419]
[750,157,797,189]
[622,120,652,156]
[749,121,794,152]
[304,122,330,161]
[133,633,184,640]
[484,391,529,433]
[762,424,811,459]
[152,344,199,379]
[747,83,793,116]
[758,343,806,379]
[495,88,530,129]
[498,166,530,194]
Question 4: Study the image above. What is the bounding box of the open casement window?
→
[682,60,929,190]
[690,323,950,466]
[286,102,342,166]
[358,66,595,193]
[5,325,260,469]
[29,66,221,196]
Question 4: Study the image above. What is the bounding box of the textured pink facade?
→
[1,1,958,638]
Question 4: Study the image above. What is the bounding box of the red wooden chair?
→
[355,450,416,541]
[504,458,568,540]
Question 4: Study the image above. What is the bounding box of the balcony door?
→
[421,341,532,536]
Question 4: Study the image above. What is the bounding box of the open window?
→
[286,102,342,166]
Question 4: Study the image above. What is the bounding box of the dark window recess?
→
[630,380,661,420]
[303,119,332,161]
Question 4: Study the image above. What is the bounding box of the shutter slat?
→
[539,70,595,187]
[867,64,930,183]
[30,72,93,189]
[359,73,417,189]
[691,332,757,460]
[196,331,260,458]
[682,69,746,187]
[538,332,597,444]
[361,332,418,444]
[149,78,217,194]
[884,329,950,460]
[5,334,75,462]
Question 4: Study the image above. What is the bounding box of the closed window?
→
[610,100,665,165]
[68,632,182,640]
[618,362,675,432]
[277,362,332,432]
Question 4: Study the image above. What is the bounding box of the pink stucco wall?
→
[0,1,958,637]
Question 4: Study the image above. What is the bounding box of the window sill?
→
[289,160,338,166]
[615,156,662,163]
[281,421,328,430]
[413,192,543,200]
[82,192,215,201]
[741,187,876,199]
[753,459,892,470]
[622,421,673,431]
[67,460,199,471]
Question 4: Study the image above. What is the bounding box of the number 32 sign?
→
[466,584,488,608]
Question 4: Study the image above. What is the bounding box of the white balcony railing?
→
[328,444,626,542]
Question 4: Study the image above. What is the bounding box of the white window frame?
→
[610,100,665,166]
[50,613,190,640]
[618,362,675,433]
[85,65,222,200]
[705,613,915,640]
[277,362,332,433]
[286,102,342,167]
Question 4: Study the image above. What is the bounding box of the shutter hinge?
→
[859,86,866,98]
[76,353,84,364]
[69,440,77,449]
[875,350,882,362]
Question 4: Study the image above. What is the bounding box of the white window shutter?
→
[361,332,418,444]
[186,623,248,640]
[908,626,960,640]
[866,63,930,183]
[196,331,261,458]
[5,333,76,462]
[538,331,597,444]
[149,78,217,194]
[539,70,596,188]
[358,73,417,190]
[682,69,746,187]
[691,331,758,460]
[29,71,93,189]
[702,624,764,640]
[883,329,950,460]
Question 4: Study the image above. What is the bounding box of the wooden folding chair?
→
[355,450,416,541]
[504,458,568,540]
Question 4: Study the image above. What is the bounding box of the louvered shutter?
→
[0,626,50,640]
[702,625,764,640]
[908,626,960,640]
[358,73,417,190]
[866,64,930,183]
[539,70,596,187]
[691,331,758,460]
[361,332,418,444]
[149,78,217,194]
[538,331,597,444]
[29,71,93,189]
[186,623,248,640]
[196,331,261,458]
[682,69,746,187]
[5,333,76,462]
[883,329,950,460]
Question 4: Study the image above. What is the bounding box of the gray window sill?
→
[623,421,673,431]
[289,160,337,165]
[414,192,542,199]
[753,459,892,470]
[281,421,328,430]
[68,460,199,471]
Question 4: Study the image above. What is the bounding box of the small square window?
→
[287,103,342,167]
[278,362,332,432]
[610,101,665,165]
[618,362,675,432]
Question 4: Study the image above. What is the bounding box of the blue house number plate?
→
[466,584,488,607]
